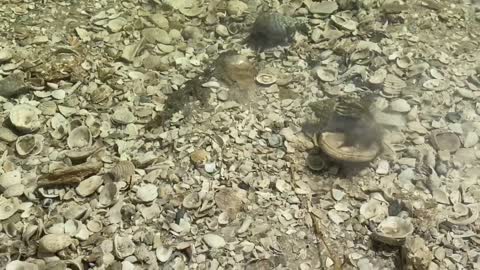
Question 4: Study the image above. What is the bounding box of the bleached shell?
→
[423,79,448,91]
[331,15,358,31]
[15,134,44,156]
[0,197,20,220]
[9,104,41,133]
[315,66,338,82]
[67,126,92,149]
[6,260,39,270]
[114,234,136,259]
[136,183,158,202]
[383,74,406,96]
[112,107,136,125]
[38,233,73,253]
[156,245,173,262]
[183,192,201,209]
[76,175,104,197]
[319,132,380,162]
[368,68,387,85]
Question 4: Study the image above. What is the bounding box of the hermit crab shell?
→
[318,132,380,162]
[9,104,41,133]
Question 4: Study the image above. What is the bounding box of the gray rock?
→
[0,72,27,98]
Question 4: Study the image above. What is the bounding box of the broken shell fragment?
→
[15,134,44,156]
[38,233,73,253]
[423,79,448,91]
[67,126,92,149]
[331,15,358,31]
[114,234,136,259]
[9,104,41,133]
[372,216,414,246]
[318,132,381,162]
[6,260,39,270]
[0,127,18,142]
[156,245,173,262]
[183,192,201,209]
[255,73,277,86]
[76,175,103,197]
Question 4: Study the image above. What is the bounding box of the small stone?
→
[203,234,226,248]
[217,90,228,101]
[204,162,216,173]
[390,99,411,112]
[376,160,390,174]
[463,132,479,148]
[215,25,229,37]
[268,134,283,148]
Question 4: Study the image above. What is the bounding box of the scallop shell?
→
[114,234,136,259]
[318,132,381,162]
[110,160,136,181]
[183,192,201,209]
[383,74,406,96]
[9,104,41,133]
[255,73,277,86]
[0,197,20,220]
[67,126,92,149]
[371,216,414,246]
[15,134,44,156]
[315,66,338,82]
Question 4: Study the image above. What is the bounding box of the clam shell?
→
[429,129,461,153]
[15,134,44,156]
[372,216,414,246]
[156,245,173,262]
[6,260,39,270]
[114,234,136,259]
[38,233,73,253]
[112,107,136,125]
[183,192,201,209]
[0,197,20,220]
[318,132,381,162]
[423,79,448,91]
[67,126,92,149]
[0,127,18,142]
[255,73,277,86]
[9,104,41,133]
[76,175,104,197]
[315,66,338,82]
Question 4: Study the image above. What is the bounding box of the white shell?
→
[136,183,158,202]
[38,233,73,253]
[156,245,173,262]
[183,192,201,209]
[6,260,39,270]
[114,234,136,259]
[0,127,18,142]
[76,175,104,197]
[0,197,20,220]
[9,104,41,133]
[15,134,44,156]
[112,107,136,124]
[67,126,92,149]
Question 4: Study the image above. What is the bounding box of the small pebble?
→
[376,160,389,174]
[217,90,228,101]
